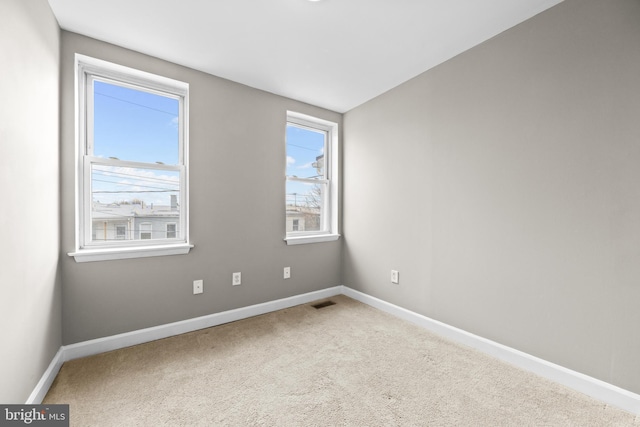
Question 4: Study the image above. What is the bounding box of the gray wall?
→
[0,0,61,403]
[60,32,342,344]
[10,0,640,401]
[343,0,640,394]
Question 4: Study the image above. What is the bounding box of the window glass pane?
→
[286,180,324,233]
[90,164,180,242]
[166,223,177,239]
[286,124,326,179]
[140,223,152,240]
[93,80,179,165]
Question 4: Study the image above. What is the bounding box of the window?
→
[285,112,339,245]
[140,223,152,240]
[166,223,177,239]
[70,55,192,262]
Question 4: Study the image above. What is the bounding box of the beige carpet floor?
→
[44,295,639,426]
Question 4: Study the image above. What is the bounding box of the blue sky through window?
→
[286,124,326,207]
[91,81,180,207]
[93,80,179,165]
[286,125,325,179]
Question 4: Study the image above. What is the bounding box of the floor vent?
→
[311,300,336,309]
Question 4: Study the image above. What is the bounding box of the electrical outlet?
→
[284,267,291,279]
[232,272,241,286]
[193,279,203,294]
[391,270,399,284]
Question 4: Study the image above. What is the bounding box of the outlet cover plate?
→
[232,272,241,286]
[391,270,399,284]
[284,267,291,279]
[193,279,203,294]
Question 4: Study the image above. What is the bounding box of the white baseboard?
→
[342,286,640,415]
[63,286,343,362]
[29,284,640,416]
[28,286,342,403]
[26,347,65,404]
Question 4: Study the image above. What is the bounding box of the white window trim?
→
[285,111,340,245]
[69,54,192,262]
[285,234,340,245]
[69,243,194,263]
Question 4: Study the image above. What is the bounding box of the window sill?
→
[68,243,194,263]
[284,234,340,246]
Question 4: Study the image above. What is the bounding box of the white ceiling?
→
[47,0,563,113]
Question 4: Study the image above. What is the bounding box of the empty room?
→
[2,0,640,424]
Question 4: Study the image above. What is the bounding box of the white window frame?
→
[69,54,192,262]
[285,111,340,245]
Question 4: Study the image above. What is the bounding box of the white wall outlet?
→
[391,270,399,284]
[232,272,241,286]
[284,267,291,279]
[193,279,203,294]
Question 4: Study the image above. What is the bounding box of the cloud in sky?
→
[169,116,179,130]
[287,156,296,166]
[297,162,314,170]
